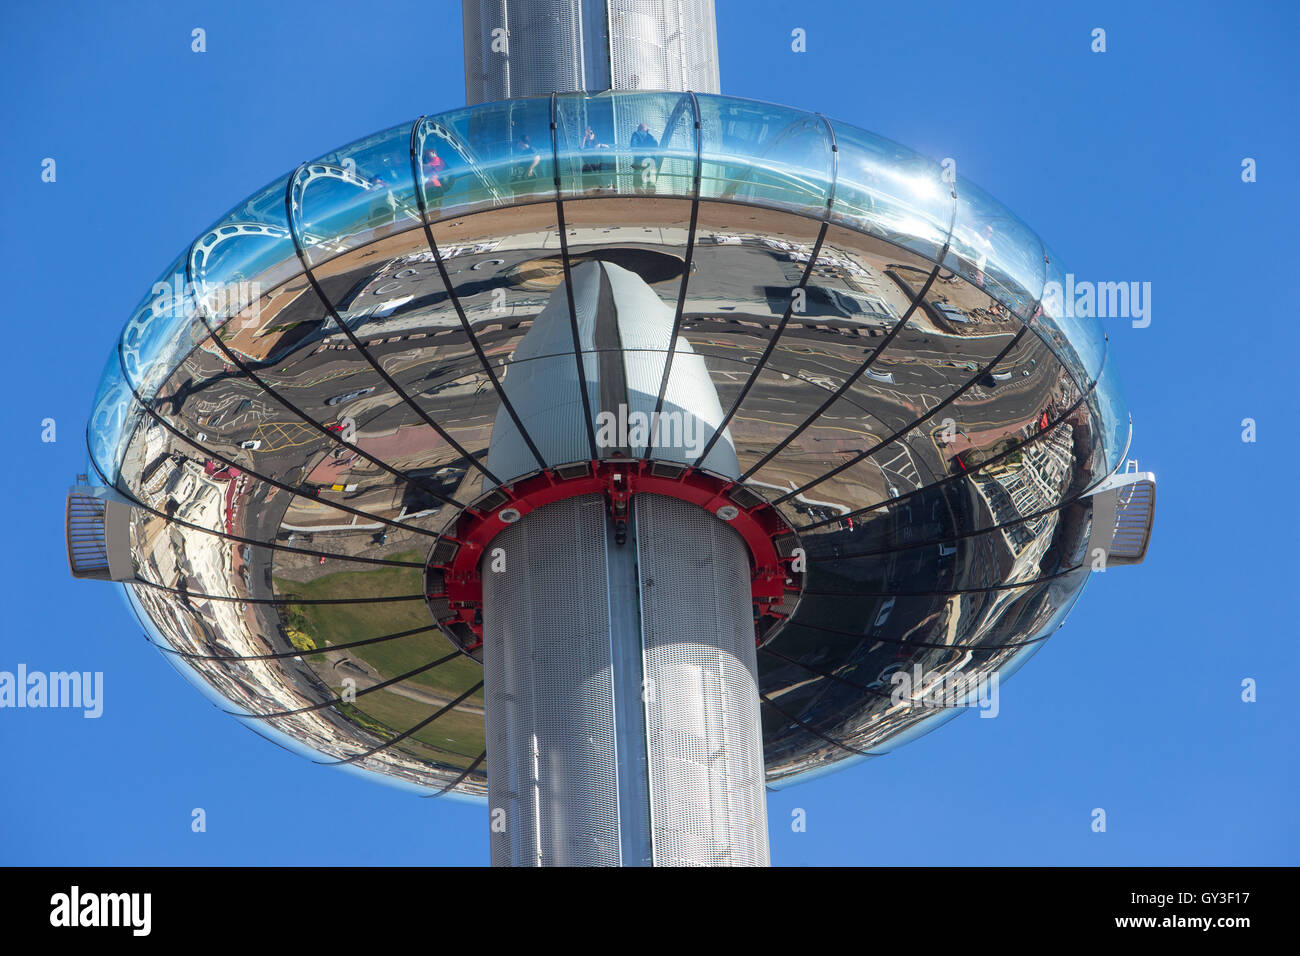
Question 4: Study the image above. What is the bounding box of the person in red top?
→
[424,147,448,193]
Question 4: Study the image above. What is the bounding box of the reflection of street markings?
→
[876,446,920,490]
[251,422,322,451]
[733,413,876,443]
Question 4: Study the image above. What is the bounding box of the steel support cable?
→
[768,613,1064,653]
[643,90,703,459]
[795,561,1085,599]
[129,576,427,606]
[738,258,947,481]
[691,223,832,467]
[759,693,880,758]
[424,750,487,797]
[761,643,1021,727]
[549,92,600,460]
[795,362,1103,533]
[774,324,1030,506]
[818,181,1105,526]
[282,152,506,490]
[147,623,441,663]
[760,645,893,702]
[407,115,548,478]
[739,126,961,479]
[110,360,443,538]
[784,346,1116,558]
[693,113,840,468]
[181,235,466,512]
[235,650,462,719]
[316,680,485,766]
[801,461,1113,563]
[83,453,423,569]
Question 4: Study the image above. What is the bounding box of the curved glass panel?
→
[82,93,1138,799]
[695,93,832,216]
[86,345,137,484]
[1040,242,1106,385]
[294,122,421,269]
[555,91,700,199]
[946,177,1045,319]
[187,172,301,347]
[1093,345,1130,474]
[828,122,954,263]
[414,98,555,218]
[120,583,256,716]
[117,251,201,402]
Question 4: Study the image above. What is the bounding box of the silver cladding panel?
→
[483,494,620,866]
[636,493,769,866]
[608,0,720,94]
[488,260,739,484]
[483,491,767,866]
[463,0,719,104]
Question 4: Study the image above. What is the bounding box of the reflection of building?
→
[65,0,1156,867]
[973,424,1075,554]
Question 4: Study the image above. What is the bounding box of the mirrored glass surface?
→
[84,93,1129,798]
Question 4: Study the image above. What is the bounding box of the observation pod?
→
[67,1,1155,871]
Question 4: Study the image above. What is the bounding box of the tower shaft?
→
[483,493,768,866]
[462,0,721,104]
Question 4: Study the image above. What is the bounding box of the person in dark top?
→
[580,126,612,188]
[629,122,658,194]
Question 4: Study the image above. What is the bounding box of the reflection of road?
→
[158,224,1063,557]
[250,421,322,451]
[875,446,920,494]
[165,233,1055,520]
[328,654,485,715]
[746,477,851,517]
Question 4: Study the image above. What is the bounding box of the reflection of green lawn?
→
[342,689,485,768]
[274,551,483,693]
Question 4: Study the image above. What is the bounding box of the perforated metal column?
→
[636,493,769,866]
[463,0,721,105]
[483,494,621,866]
[482,491,768,866]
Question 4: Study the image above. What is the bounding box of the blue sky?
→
[1,0,1295,865]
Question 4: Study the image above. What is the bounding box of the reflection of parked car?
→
[427,379,485,397]
[764,285,864,318]
[864,367,894,384]
[326,386,375,406]
[982,370,1012,386]
[873,597,896,629]
[866,659,906,692]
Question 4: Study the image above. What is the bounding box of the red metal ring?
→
[424,459,804,659]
